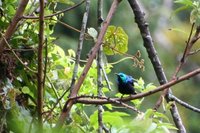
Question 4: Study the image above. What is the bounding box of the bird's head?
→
[115,73,127,83]
[115,72,137,84]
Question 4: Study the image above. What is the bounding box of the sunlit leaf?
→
[68,49,76,57]
[174,0,193,6]
[87,27,98,41]
[103,26,128,55]
[57,0,74,5]
[21,86,30,94]
[154,112,170,122]
[190,7,200,25]
[144,83,157,92]
[157,123,178,130]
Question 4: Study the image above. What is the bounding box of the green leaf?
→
[87,27,98,41]
[144,109,155,119]
[134,77,145,91]
[166,101,174,110]
[103,26,128,55]
[131,98,144,108]
[7,5,15,15]
[68,49,76,57]
[104,104,113,110]
[54,45,65,58]
[103,111,129,127]
[154,112,170,122]
[144,83,157,92]
[172,5,191,18]
[90,111,129,130]
[57,0,74,5]
[190,7,200,25]
[157,122,178,130]
[174,0,193,6]
[21,86,30,94]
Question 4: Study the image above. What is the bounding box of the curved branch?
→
[169,94,200,113]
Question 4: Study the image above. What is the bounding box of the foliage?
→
[174,0,200,25]
[1,0,198,133]
[103,26,128,55]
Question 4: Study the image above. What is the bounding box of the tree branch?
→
[69,0,90,95]
[154,24,200,111]
[0,0,29,55]
[1,35,36,73]
[55,0,122,129]
[37,0,45,129]
[75,68,200,104]
[97,0,105,132]
[127,0,186,132]
[169,94,200,113]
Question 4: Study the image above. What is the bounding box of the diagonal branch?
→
[127,0,186,132]
[1,35,36,73]
[0,0,29,55]
[69,0,90,95]
[154,25,200,111]
[55,0,122,129]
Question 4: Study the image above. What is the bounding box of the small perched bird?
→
[115,73,137,96]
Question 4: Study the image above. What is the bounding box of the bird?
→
[115,73,137,96]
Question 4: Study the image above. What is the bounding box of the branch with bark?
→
[0,0,29,55]
[55,0,122,129]
[154,24,200,111]
[71,68,200,105]
[37,0,45,129]
[127,0,186,132]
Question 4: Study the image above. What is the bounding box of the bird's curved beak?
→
[114,73,118,75]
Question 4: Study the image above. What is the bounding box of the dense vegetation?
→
[0,0,200,132]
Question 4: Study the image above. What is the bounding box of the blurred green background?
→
[53,0,200,132]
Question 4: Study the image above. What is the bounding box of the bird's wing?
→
[126,75,134,85]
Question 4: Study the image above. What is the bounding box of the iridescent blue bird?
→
[115,73,137,96]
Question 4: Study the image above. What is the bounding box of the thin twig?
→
[1,35,37,73]
[181,23,195,63]
[102,66,112,91]
[169,94,200,113]
[44,87,71,122]
[56,19,91,38]
[155,26,200,110]
[46,76,62,109]
[189,48,200,55]
[69,0,91,95]
[22,0,85,19]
